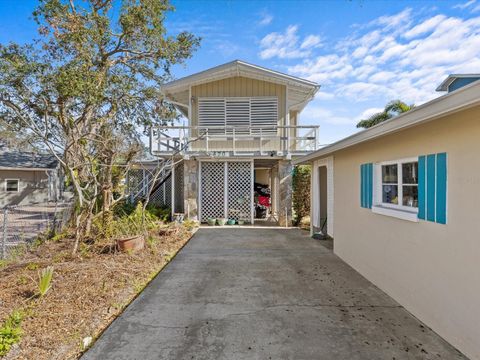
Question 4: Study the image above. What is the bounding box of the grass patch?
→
[0,310,23,356]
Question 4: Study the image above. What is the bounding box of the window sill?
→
[371,205,419,222]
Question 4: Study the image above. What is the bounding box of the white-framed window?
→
[372,157,419,221]
[5,179,19,192]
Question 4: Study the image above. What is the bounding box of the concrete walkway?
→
[83,228,466,360]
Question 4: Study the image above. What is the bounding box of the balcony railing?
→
[150,125,320,156]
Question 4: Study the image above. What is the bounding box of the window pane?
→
[403,185,418,207]
[402,162,418,184]
[382,164,398,184]
[6,180,18,192]
[382,185,398,204]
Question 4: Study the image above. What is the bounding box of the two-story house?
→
[128,60,319,226]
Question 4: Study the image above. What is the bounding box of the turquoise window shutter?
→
[418,153,447,224]
[436,153,447,224]
[360,163,373,209]
[426,154,436,222]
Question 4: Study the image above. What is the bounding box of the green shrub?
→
[145,205,171,222]
[38,266,54,297]
[0,311,23,356]
[110,203,157,238]
[292,165,311,226]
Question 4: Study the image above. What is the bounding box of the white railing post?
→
[233,127,236,155]
[286,126,291,155]
[259,128,263,156]
[206,129,209,153]
[157,129,161,153]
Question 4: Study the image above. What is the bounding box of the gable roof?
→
[162,60,319,91]
[436,74,480,92]
[295,79,480,164]
[0,151,59,170]
[161,60,320,115]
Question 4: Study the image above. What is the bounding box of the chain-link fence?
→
[0,202,73,259]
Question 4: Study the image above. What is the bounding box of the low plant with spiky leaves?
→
[38,266,54,297]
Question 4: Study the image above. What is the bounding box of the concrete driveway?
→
[83,228,466,360]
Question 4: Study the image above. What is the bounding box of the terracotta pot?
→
[116,235,145,252]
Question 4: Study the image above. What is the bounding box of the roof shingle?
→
[0,151,59,169]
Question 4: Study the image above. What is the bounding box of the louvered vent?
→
[198,98,225,134]
[226,99,250,134]
[251,97,278,134]
[198,97,278,135]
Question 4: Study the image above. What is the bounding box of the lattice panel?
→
[200,162,225,222]
[174,163,184,213]
[127,169,143,195]
[227,162,252,221]
[150,175,171,208]
[165,175,172,207]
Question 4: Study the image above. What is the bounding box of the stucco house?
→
[128,60,320,226]
[295,75,480,360]
[0,150,62,208]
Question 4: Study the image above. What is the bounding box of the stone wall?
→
[183,160,198,221]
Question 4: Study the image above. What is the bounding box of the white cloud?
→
[453,0,476,9]
[258,13,273,26]
[336,82,394,102]
[357,107,385,121]
[314,91,335,100]
[286,8,480,106]
[370,8,413,33]
[300,35,322,49]
[259,25,322,59]
[302,106,353,125]
[288,54,352,83]
[403,15,446,38]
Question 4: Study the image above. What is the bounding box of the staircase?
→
[128,158,174,204]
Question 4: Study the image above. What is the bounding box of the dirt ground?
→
[0,223,194,360]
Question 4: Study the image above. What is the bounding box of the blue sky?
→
[1,0,480,145]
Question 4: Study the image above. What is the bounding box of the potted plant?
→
[237,220,245,225]
[227,219,236,225]
[207,218,216,226]
[114,218,145,252]
[112,204,147,252]
[217,218,227,226]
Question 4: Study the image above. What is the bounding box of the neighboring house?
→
[0,150,62,208]
[129,60,319,225]
[295,75,480,360]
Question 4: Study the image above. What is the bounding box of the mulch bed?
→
[0,223,194,360]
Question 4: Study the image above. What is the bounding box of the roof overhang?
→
[436,74,480,92]
[161,60,319,115]
[295,79,480,165]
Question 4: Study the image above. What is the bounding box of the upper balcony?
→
[156,60,321,158]
[150,125,319,157]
